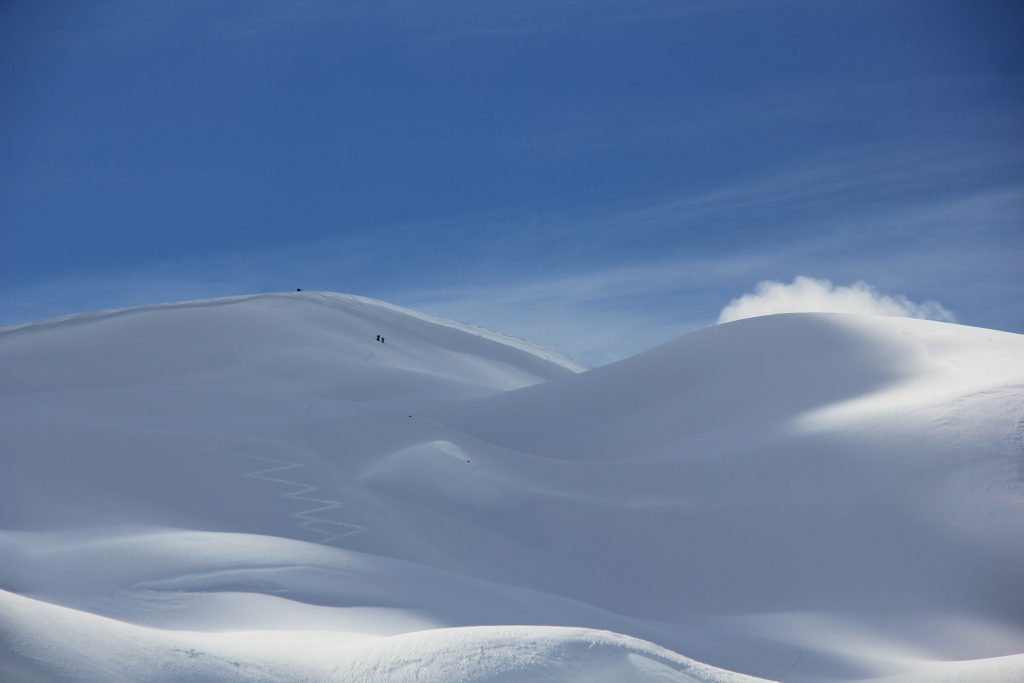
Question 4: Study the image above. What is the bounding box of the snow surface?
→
[2,291,1022,682]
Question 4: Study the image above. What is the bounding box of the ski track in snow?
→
[214,446,368,544]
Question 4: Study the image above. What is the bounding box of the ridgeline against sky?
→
[2,1,1021,364]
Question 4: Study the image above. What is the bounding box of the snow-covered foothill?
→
[1,291,1022,682]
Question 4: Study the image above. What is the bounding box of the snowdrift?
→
[1,291,1022,682]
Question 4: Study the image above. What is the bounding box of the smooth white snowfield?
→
[1,291,1022,682]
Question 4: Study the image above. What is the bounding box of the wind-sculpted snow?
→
[1,292,1022,682]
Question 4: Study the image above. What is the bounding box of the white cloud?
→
[717,276,955,324]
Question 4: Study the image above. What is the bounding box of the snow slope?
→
[1,292,1022,682]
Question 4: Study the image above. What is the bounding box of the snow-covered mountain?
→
[2,291,1022,682]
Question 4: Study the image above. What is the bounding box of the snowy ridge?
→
[0,290,588,374]
[1,294,1022,682]
[304,291,589,373]
[0,292,274,334]
[0,589,769,683]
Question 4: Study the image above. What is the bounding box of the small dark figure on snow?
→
[296,288,302,292]
[376,335,381,342]
[380,336,385,344]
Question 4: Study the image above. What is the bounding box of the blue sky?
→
[2,0,1022,364]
